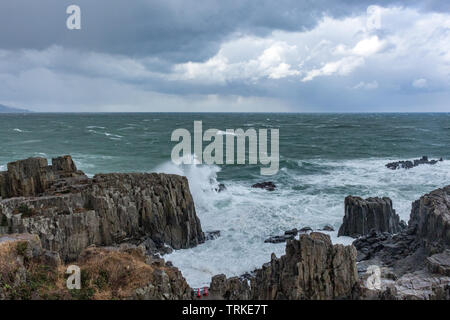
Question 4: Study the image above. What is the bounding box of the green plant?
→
[16,241,28,256]
[17,204,34,218]
[0,214,7,227]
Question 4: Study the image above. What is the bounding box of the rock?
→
[354,186,450,300]
[205,230,221,241]
[338,196,405,238]
[215,184,226,193]
[299,226,312,233]
[208,274,252,300]
[254,232,359,299]
[212,232,359,300]
[386,156,443,170]
[251,181,276,191]
[0,156,87,199]
[264,234,295,243]
[409,185,450,253]
[0,156,205,261]
[427,250,450,276]
[321,225,335,231]
[284,228,298,236]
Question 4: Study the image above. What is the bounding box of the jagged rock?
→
[212,232,359,300]
[0,156,87,199]
[208,274,252,300]
[409,185,449,253]
[338,196,405,238]
[252,233,359,299]
[264,234,295,243]
[299,227,312,233]
[0,156,205,261]
[251,181,276,191]
[284,228,298,236]
[386,156,443,170]
[215,184,226,193]
[205,230,221,241]
[321,225,335,231]
[355,186,450,300]
[427,250,450,276]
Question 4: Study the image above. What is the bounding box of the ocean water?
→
[1,113,449,287]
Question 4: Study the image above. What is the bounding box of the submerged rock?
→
[264,234,295,243]
[299,226,313,233]
[386,156,443,170]
[205,230,221,241]
[338,196,405,238]
[214,184,226,193]
[321,225,335,231]
[251,181,276,191]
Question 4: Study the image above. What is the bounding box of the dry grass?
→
[0,239,182,300]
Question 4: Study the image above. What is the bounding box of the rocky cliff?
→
[338,196,405,238]
[0,156,204,261]
[209,232,359,300]
[354,186,449,299]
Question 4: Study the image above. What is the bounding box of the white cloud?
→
[412,78,428,88]
[302,57,365,82]
[352,36,386,56]
[172,40,300,83]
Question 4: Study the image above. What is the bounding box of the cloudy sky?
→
[0,0,449,112]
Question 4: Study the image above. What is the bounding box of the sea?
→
[0,112,449,288]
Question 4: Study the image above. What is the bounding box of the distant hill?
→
[0,104,31,113]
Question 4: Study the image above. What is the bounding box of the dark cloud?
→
[0,0,447,62]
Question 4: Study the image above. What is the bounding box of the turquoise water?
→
[1,113,449,286]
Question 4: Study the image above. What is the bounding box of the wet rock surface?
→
[386,156,443,170]
[251,181,276,191]
[205,230,221,241]
[338,196,405,238]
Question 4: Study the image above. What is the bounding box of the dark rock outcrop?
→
[215,184,226,193]
[338,196,405,238]
[264,234,295,243]
[409,186,450,253]
[211,232,359,300]
[205,230,221,241]
[386,156,443,170]
[251,181,276,191]
[355,186,450,300]
[0,156,205,261]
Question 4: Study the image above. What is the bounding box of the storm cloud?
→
[0,0,449,112]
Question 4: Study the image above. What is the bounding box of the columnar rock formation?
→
[209,232,359,300]
[409,186,450,253]
[338,196,405,238]
[0,156,205,261]
[354,186,450,299]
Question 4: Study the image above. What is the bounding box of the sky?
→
[0,0,449,112]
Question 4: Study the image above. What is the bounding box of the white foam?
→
[161,158,450,288]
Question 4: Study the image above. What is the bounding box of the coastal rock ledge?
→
[0,156,205,261]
